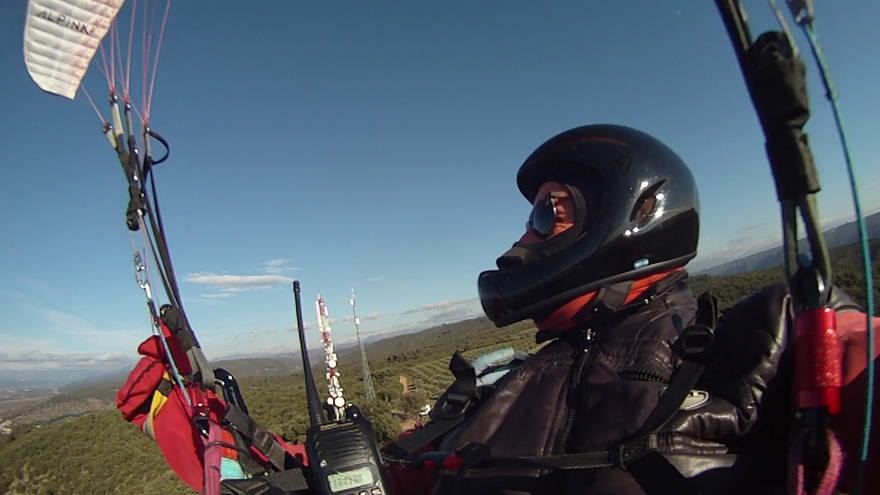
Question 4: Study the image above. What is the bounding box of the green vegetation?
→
[0,239,876,494]
[689,238,880,312]
[0,412,190,495]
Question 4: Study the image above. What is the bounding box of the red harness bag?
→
[117,332,309,493]
[117,334,221,492]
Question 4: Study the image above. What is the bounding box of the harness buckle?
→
[613,434,659,470]
[611,444,627,470]
[438,393,472,420]
[675,323,715,363]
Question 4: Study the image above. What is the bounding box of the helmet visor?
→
[525,191,566,239]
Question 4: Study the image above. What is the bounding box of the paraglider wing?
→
[23,0,125,99]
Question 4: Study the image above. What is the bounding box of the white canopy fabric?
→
[24,0,125,99]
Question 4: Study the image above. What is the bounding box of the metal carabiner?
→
[133,251,154,301]
[785,0,814,26]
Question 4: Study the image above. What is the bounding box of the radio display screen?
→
[328,466,375,493]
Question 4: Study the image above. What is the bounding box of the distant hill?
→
[699,211,880,276]
[689,238,879,311]
[59,370,131,394]
[212,356,302,377]
[58,354,307,396]
[0,365,133,391]
[3,355,309,425]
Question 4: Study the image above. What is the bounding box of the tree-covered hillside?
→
[1,239,876,494]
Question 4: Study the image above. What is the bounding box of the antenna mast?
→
[316,292,345,421]
[350,289,376,402]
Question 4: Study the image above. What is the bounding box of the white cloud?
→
[1,334,65,356]
[31,306,101,338]
[199,292,234,299]
[184,260,300,298]
[818,211,868,229]
[395,298,483,328]
[287,322,315,331]
[16,305,145,352]
[693,206,880,273]
[366,276,386,282]
[341,313,380,322]
[346,304,480,346]
[262,258,299,275]
[691,221,783,272]
[17,276,59,297]
[184,272,294,294]
[402,298,477,315]
[418,305,483,326]
[361,322,425,339]
[0,350,133,372]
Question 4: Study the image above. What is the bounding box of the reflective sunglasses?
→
[526,191,566,238]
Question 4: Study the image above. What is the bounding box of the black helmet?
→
[478,124,699,327]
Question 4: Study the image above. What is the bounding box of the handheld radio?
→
[292,281,390,495]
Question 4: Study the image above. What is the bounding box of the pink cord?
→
[202,419,223,495]
[788,430,844,495]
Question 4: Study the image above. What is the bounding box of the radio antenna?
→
[350,289,376,402]
[316,292,345,421]
[292,281,324,426]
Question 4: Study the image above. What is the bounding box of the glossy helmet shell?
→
[478,124,699,326]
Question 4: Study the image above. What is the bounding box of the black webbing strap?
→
[432,433,658,486]
[230,428,270,478]
[695,291,719,329]
[619,357,707,495]
[156,376,174,397]
[383,416,468,460]
[220,478,286,495]
[157,305,216,388]
[219,466,312,495]
[224,404,292,471]
[445,351,477,400]
[383,351,482,460]
[159,305,197,353]
[632,360,705,439]
[264,468,311,493]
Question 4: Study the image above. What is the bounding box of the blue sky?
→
[2,1,879,380]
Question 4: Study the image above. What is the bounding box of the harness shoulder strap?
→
[223,404,299,472]
[383,352,480,459]
[384,349,528,460]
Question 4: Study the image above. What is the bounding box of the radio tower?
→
[350,289,376,402]
[316,292,345,421]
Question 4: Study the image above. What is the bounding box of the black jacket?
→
[430,271,860,495]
